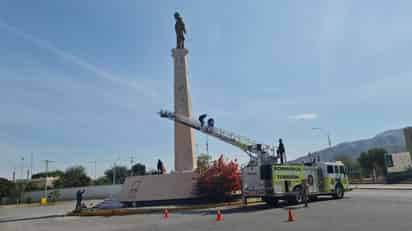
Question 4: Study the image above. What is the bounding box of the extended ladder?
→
[159,109,276,161]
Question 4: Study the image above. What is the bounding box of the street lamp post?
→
[43,160,55,199]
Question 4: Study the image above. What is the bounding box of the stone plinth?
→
[172,48,197,172]
[118,172,199,202]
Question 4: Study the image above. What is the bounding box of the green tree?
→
[104,166,129,184]
[130,163,146,176]
[357,148,387,177]
[0,178,14,199]
[368,148,387,176]
[31,170,64,179]
[54,166,91,188]
[93,176,111,185]
[196,153,212,173]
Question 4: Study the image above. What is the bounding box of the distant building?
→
[385,127,412,184]
[404,127,412,153]
[385,152,412,174]
[29,176,60,189]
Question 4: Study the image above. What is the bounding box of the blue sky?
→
[1,1,412,179]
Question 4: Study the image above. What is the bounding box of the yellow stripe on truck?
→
[272,165,304,183]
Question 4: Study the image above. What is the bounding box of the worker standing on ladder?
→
[199,114,207,127]
[277,138,285,164]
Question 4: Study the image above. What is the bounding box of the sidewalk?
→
[0,199,101,223]
[350,184,412,190]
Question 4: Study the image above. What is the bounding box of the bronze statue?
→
[174,12,186,49]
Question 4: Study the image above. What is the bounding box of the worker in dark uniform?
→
[277,138,285,164]
[198,114,207,127]
[207,118,214,128]
[157,159,165,174]
[75,189,85,212]
[302,179,309,207]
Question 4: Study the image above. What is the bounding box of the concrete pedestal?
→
[118,172,199,203]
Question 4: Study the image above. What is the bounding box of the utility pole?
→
[206,135,209,155]
[112,158,118,185]
[312,128,332,148]
[30,153,34,179]
[12,167,16,183]
[130,156,134,176]
[93,161,96,180]
[20,156,25,180]
[43,160,55,198]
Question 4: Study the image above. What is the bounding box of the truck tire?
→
[262,197,278,206]
[288,186,303,204]
[333,184,344,199]
[309,195,318,201]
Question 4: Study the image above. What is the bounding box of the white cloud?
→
[290,113,318,120]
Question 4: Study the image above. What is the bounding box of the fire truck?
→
[159,110,349,205]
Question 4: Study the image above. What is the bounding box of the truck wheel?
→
[309,195,318,201]
[288,186,303,204]
[262,197,278,206]
[333,184,344,199]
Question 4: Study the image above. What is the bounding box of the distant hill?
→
[293,128,407,163]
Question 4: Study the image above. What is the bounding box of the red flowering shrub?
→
[197,155,241,201]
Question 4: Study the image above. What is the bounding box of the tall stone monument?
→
[173,12,197,172]
[117,12,199,203]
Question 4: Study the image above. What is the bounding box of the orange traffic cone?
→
[288,208,295,222]
[163,209,169,219]
[216,209,223,222]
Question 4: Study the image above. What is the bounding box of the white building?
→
[385,152,412,173]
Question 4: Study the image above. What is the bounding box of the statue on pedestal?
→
[174,12,186,49]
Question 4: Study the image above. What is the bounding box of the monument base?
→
[117,172,199,204]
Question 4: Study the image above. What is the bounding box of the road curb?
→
[351,187,412,190]
[67,200,254,217]
[0,214,66,223]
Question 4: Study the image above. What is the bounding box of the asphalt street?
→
[1,190,412,231]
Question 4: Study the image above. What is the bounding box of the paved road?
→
[2,190,412,231]
[0,200,102,222]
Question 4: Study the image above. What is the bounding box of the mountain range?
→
[293,127,409,163]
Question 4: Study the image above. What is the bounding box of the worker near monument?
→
[207,118,214,128]
[75,189,86,212]
[198,114,207,127]
[157,159,166,174]
[302,179,309,207]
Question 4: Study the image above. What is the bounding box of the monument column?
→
[172,48,197,172]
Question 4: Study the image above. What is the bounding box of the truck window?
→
[385,154,394,167]
[327,165,334,173]
[339,166,345,174]
[260,165,272,180]
[334,166,339,174]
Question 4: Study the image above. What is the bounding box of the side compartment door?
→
[317,167,325,192]
[304,168,319,193]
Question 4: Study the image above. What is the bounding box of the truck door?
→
[317,167,324,192]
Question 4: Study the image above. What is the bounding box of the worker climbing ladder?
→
[159,109,275,161]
